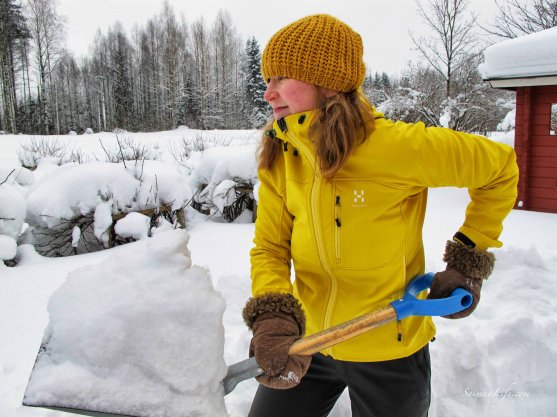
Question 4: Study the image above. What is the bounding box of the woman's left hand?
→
[427,269,482,319]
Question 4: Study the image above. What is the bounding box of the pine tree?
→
[244,37,269,128]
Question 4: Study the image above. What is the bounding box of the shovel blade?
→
[223,356,262,395]
[23,404,138,417]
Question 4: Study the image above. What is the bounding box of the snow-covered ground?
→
[1,128,556,417]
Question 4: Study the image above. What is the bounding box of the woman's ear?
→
[323,88,338,99]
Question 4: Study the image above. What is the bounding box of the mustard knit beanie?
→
[261,14,366,93]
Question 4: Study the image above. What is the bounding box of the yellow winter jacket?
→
[250,109,518,362]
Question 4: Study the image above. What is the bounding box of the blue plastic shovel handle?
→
[390,272,473,320]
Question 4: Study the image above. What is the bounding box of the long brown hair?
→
[258,90,374,179]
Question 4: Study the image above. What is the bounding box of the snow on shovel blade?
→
[21,230,229,417]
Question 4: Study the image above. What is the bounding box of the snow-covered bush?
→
[168,133,234,173]
[84,128,94,134]
[99,135,161,163]
[189,144,258,222]
[497,108,516,131]
[0,168,33,263]
[17,137,71,170]
[25,161,192,257]
[0,167,33,265]
[0,185,26,264]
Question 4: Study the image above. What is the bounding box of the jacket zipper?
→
[285,129,338,355]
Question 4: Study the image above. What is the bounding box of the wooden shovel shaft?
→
[288,305,397,356]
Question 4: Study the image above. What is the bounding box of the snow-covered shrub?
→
[0,175,28,265]
[497,108,516,131]
[99,135,161,163]
[168,133,234,177]
[0,166,35,188]
[25,161,192,257]
[84,128,94,134]
[189,144,257,222]
[17,137,71,170]
[0,183,27,239]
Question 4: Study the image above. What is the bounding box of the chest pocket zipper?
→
[334,195,341,263]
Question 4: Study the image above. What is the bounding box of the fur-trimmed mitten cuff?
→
[443,240,495,280]
[242,292,306,334]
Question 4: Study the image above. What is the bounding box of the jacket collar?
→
[272,110,316,146]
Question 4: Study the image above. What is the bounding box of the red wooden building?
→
[481,28,557,214]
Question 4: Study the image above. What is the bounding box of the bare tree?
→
[190,17,211,129]
[158,1,187,130]
[211,10,242,128]
[0,0,30,133]
[482,0,557,39]
[25,0,66,134]
[410,0,478,98]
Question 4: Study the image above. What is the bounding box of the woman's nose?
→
[263,82,277,102]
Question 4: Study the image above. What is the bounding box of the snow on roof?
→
[479,27,557,81]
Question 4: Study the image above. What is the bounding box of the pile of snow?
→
[479,27,557,80]
[430,246,557,417]
[23,229,228,417]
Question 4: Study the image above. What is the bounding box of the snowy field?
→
[1,128,556,417]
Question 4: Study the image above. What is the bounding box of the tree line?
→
[0,0,270,134]
[0,0,556,135]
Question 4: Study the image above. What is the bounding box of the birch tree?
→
[410,0,477,98]
[483,0,557,39]
[0,0,30,133]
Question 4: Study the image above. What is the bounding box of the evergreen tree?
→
[244,37,269,128]
[110,24,133,129]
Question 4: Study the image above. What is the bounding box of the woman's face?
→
[264,77,332,120]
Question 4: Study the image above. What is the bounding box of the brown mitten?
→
[428,239,495,319]
[242,293,311,389]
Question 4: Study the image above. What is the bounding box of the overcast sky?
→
[56,0,502,76]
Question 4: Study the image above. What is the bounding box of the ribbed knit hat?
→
[261,14,366,93]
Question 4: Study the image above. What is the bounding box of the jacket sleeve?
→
[393,122,519,250]
[250,165,294,297]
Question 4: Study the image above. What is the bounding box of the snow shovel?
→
[23,272,472,417]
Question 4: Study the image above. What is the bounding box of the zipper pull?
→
[397,320,402,342]
[335,196,341,227]
[277,118,288,133]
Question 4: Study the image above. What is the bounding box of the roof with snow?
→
[479,26,557,88]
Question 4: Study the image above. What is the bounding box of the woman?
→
[242,14,518,417]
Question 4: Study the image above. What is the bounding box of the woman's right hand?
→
[250,311,312,389]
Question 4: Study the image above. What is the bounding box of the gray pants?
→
[248,344,431,417]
